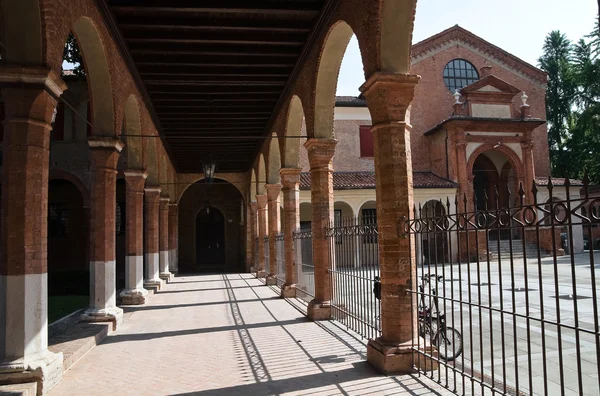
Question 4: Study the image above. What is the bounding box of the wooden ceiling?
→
[105,0,330,173]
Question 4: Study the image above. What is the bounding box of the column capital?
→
[144,187,162,203]
[360,72,420,125]
[256,194,268,209]
[280,167,302,189]
[88,137,124,152]
[159,196,171,208]
[168,203,178,210]
[265,183,282,201]
[304,138,337,169]
[124,170,148,192]
[0,66,67,97]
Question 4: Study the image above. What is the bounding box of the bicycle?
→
[373,274,463,361]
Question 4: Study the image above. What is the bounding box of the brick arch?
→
[49,169,90,207]
[177,176,244,205]
[0,0,43,64]
[467,144,524,184]
[250,169,257,202]
[144,136,159,186]
[313,20,354,139]
[267,132,281,184]
[283,95,304,168]
[257,154,266,195]
[121,94,143,170]
[69,17,115,138]
[379,0,417,73]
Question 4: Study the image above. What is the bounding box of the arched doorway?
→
[178,178,243,273]
[48,178,89,322]
[422,200,448,264]
[195,206,226,269]
[471,149,521,240]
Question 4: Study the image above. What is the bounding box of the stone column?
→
[265,184,282,285]
[255,194,268,278]
[248,201,258,272]
[159,196,172,282]
[144,187,162,290]
[119,170,149,305]
[81,138,125,329]
[360,72,420,374]
[0,67,66,393]
[280,168,301,298]
[168,203,178,274]
[305,138,336,320]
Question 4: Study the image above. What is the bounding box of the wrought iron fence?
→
[327,215,381,340]
[275,233,285,285]
[400,177,600,396]
[294,228,314,303]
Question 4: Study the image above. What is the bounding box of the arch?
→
[267,132,281,184]
[467,144,524,182]
[250,170,257,202]
[257,154,266,195]
[314,21,354,139]
[49,169,90,207]
[380,0,417,73]
[178,176,244,205]
[145,136,159,186]
[0,0,43,64]
[358,200,377,220]
[334,201,354,221]
[283,95,304,167]
[122,95,143,170]
[71,17,115,137]
[421,200,448,264]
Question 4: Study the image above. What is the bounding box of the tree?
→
[62,32,85,78]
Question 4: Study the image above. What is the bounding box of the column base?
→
[159,272,173,282]
[280,283,296,298]
[118,288,148,305]
[255,270,267,279]
[265,275,277,285]
[0,350,63,395]
[144,279,164,292]
[80,306,123,331]
[307,300,331,321]
[367,337,434,374]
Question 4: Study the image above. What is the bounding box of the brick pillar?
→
[119,170,149,305]
[522,136,535,204]
[81,138,125,329]
[144,187,162,290]
[159,196,172,282]
[168,203,178,274]
[361,72,420,374]
[280,168,301,298]
[255,194,268,278]
[305,138,336,321]
[248,201,258,272]
[0,67,66,393]
[265,184,281,285]
[454,131,469,211]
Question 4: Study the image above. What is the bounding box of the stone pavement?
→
[49,273,452,396]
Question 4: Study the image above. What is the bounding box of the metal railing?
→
[275,233,285,286]
[294,228,314,303]
[400,177,600,396]
[327,215,381,340]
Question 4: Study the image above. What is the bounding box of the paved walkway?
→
[49,273,452,396]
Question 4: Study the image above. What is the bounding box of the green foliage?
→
[539,21,600,183]
[62,32,86,78]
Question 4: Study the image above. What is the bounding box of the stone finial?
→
[452,89,464,116]
[520,91,531,119]
[453,89,462,104]
[480,66,493,77]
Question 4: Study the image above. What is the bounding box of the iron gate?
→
[294,228,314,303]
[401,178,600,395]
[275,233,285,285]
[327,215,381,340]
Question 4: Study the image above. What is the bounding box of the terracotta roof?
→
[423,116,545,135]
[411,25,547,85]
[335,95,367,107]
[535,177,584,187]
[300,172,457,190]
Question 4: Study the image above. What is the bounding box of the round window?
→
[443,59,480,93]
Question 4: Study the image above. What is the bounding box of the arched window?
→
[443,59,480,93]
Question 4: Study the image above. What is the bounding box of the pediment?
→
[461,75,521,95]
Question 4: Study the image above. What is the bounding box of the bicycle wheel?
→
[434,326,463,361]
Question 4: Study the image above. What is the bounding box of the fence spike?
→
[531,179,538,195]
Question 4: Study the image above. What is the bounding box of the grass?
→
[48,295,88,324]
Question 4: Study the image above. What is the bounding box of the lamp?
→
[203,162,216,184]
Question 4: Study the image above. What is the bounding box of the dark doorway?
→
[196,206,226,270]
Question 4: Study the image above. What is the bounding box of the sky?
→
[337,0,599,96]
